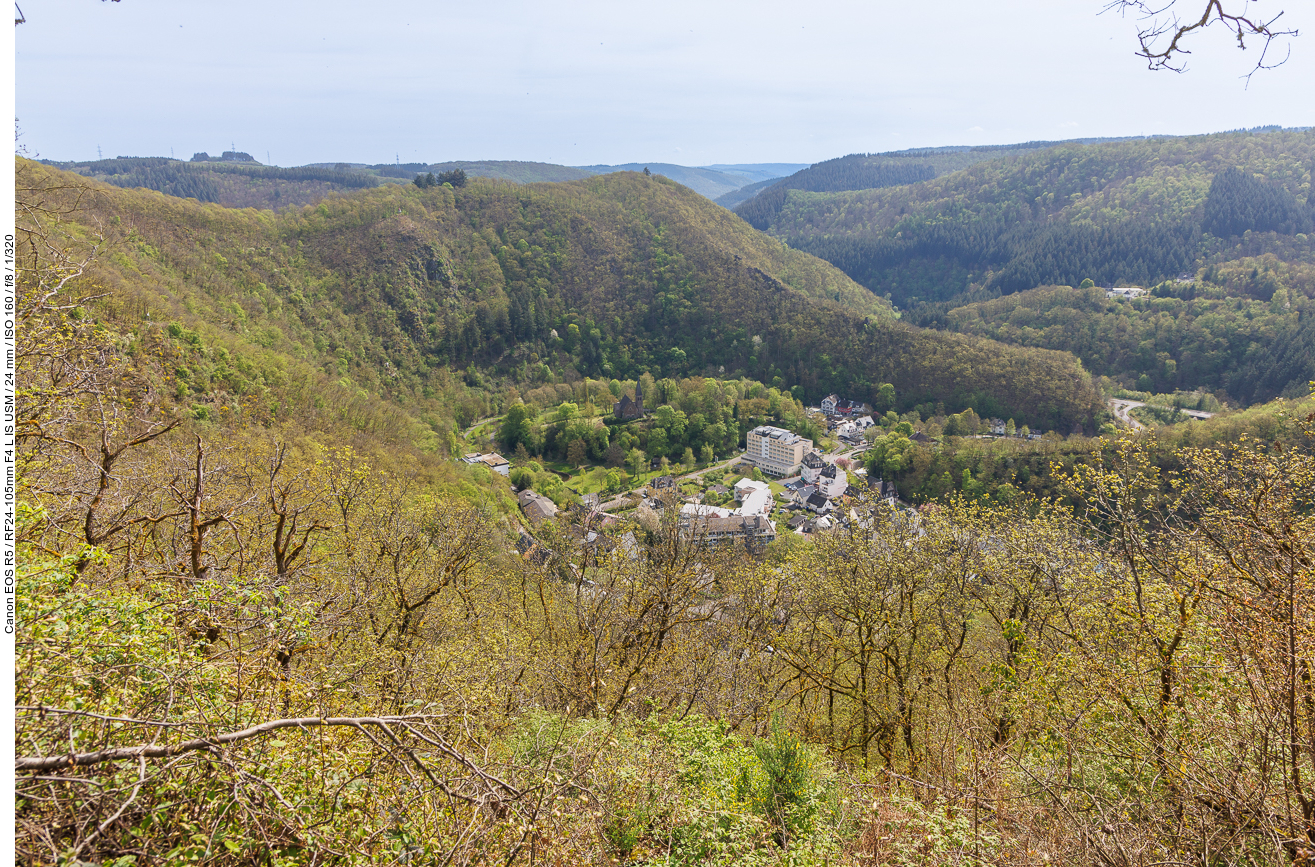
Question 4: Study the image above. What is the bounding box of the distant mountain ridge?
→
[572,163,801,199]
[47,155,801,206]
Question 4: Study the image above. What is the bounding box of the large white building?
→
[744,426,813,477]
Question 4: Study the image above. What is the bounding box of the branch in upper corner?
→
[1103,0,1298,80]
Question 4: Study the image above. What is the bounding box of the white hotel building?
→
[744,425,813,477]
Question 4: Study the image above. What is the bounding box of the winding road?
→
[1109,399,1215,430]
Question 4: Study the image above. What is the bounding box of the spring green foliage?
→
[750,130,1315,314]
[734,139,1098,229]
[500,375,819,472]
[23,158,1104,431]
[23,154,1315,866]
[863,389,1315,504]
[942,255,1315,403]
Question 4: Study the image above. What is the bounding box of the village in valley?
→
[458,378,1035,561]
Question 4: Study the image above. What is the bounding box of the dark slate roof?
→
[687,514,774,535]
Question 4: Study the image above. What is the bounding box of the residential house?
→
[679,513,777,549]
[816,464,848,499]
[517,489,559,526]
[650,475,677,492]
[681,503,735,518]
[462,452,511,476]
[805,492,832,514]
[800,451,827,484]
[867,476,899,506]
[744,425,813,476]
[910,431,934,445]
[515,532,553,566]
[1106,286,1146,300]
[737,487,773,517]
[988,418,1006,436]
[734,477,770,500]
[820,395,864,417]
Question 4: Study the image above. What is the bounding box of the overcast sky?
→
[13,0,1314,167]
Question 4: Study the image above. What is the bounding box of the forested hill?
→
[46,156,792,208]
[731,139,1141,228]
[750,129,1315,312]
[25,159,1104,431]
[574,164,782,199]
[369,160,596,184]
[942,258,1315,405]
[45,156,392,209]
[43,156,604,209]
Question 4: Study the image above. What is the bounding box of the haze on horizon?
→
[14,0,1314,168]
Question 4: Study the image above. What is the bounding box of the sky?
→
[13,0,1315,168]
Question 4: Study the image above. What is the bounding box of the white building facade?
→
[744,426,813,477]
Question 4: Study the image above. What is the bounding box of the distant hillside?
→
[715,177,781,210]
[574,163,769,199]
[47,155,793,208]
[752,130,1315,315]
[370,160,595,184]
[704,163,809,184]
[25,160,1104,431]
[732,140,1143,230]
[46,156,392,208]
[942,253,1315,405]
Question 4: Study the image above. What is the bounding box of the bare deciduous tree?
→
[1106,0,1298,78]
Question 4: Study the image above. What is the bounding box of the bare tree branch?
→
[14,714,490,774]
[1104,0,1298,80]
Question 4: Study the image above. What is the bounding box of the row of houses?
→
[820,394,866,417]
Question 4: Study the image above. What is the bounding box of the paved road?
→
[462,415,501,439]
[1109,399,1215,430]
[596,455,746,512]
[1109,399,1146,431]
